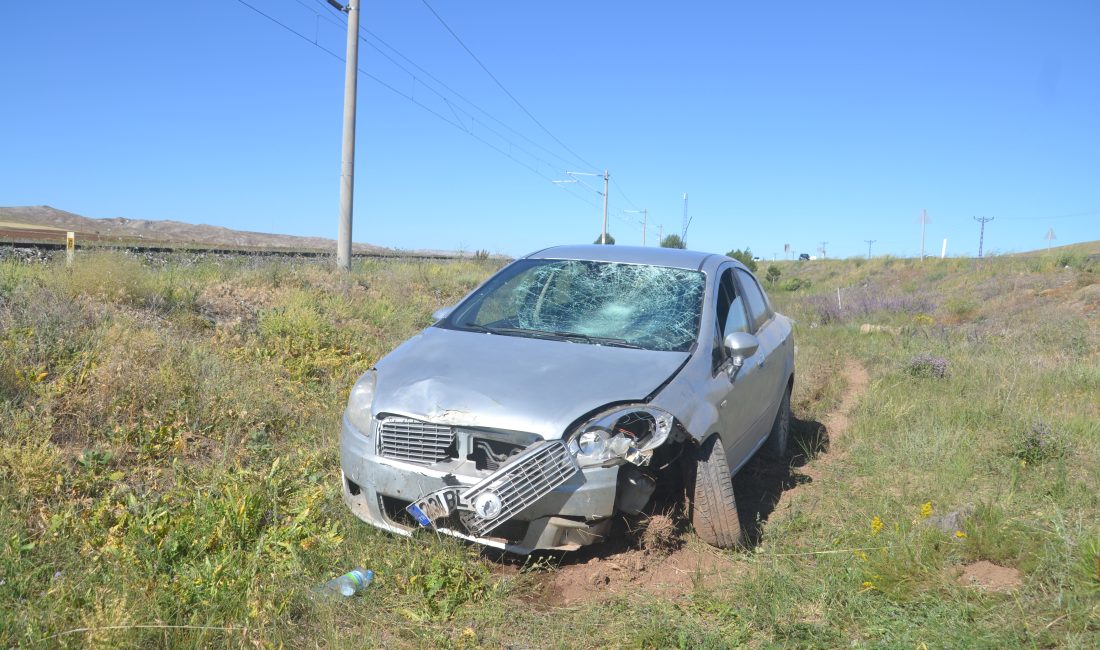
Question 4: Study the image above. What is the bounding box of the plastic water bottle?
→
[317,568,373,597]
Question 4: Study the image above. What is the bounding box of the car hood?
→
[371,326,691,439]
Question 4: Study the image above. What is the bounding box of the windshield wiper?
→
[459,322,570,342]
[550,331,644,349]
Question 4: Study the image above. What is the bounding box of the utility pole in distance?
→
[920,209,930,261]
[333,0,360,271]
[974,216,994,258]
[601,170,609,245]
[865,239,876,259]
[818,241,828,259]
[624,209,648,245]
[555,171,607,242]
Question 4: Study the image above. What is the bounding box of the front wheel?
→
[690,434,743,549]
[763,385,791,460]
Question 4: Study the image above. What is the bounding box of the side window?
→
[736,269,771,331]
[713,269,750,370]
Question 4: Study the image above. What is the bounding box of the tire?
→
[763,385,791,460]
[690,434,743,549]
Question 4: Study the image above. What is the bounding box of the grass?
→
[1,250,1098,647]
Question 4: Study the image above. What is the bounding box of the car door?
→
[711,266,772,473]
[734,268,786,445]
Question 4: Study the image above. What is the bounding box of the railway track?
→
[1,235,481,262]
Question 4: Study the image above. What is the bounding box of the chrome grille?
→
[377,416,454,464]
[460,440,578,536]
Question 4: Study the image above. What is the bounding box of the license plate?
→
[406,487,463,527]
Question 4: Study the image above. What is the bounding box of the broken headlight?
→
[567,405,674,468]
[345,369,377,434]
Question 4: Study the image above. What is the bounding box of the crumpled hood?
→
[371,326,690,439]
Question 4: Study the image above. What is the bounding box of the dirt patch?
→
[539,540,740,607]
[954,561,1022,592]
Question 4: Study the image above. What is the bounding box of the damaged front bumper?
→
[340,415,620,553]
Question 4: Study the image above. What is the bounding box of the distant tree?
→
[765,264,781,284]
[660,234,686,249]
[593,233,615,245]
[727,248,758,272]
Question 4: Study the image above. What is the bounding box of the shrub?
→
[906,353,949,379]
[781,277,809,292]
[660,234,686,249]
[1010,421,1066,465]
[765,265,781,284]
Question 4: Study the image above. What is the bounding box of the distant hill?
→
[0,205,386,253]
[1014,240,1100,257]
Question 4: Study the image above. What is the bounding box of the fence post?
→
[66,232,75,266]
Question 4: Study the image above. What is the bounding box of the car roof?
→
[524,244,728,272]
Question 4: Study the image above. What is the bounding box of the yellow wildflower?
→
[920,502,933,519]
[954,530,968,539]
[853,550,869,561]
[871,516,884,535]
[860,580,875,591]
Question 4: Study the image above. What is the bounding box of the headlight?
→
[345,370,377,434]
[567,405,675,468]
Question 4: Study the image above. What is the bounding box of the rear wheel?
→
[690,434,743,549]
[763,385,791,459]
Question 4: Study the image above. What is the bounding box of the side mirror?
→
[723,332,759,369]
[431,305,455,322]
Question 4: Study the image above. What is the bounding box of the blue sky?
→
[2,1,1098,258]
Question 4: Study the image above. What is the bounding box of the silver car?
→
[340,245,794,553]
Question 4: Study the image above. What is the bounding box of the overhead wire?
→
[417,0,599,173]
[312,0,650,221]
[233,0,601,210]
[313,0,589,173]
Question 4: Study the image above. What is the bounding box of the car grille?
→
[460,440,578,536]
[376,416,455,464]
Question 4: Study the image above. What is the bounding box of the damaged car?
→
[340,245,794,553]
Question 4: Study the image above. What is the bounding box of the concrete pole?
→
[336,0,360,271]
[641,208,647,246]
[601,170,609,244]
[920,208,928,261]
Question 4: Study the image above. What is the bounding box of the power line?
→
[232,0,600,210]
[995,209,1100,221]
[418,0,598,172]
[610,177,640,211]
[303,0,579,171]
[358,28,583,172]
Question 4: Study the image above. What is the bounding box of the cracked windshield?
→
[446,259,705,352]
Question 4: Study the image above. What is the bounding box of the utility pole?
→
[680,193,692,241]
[865,239,876,259]
[555,171,607,242]
[974,216,994,258]
[657,224,664,245]
[601,170,609,244]
[333,0,360,271]
[624,209,648,245]
[819,241,828,259]
[1045,228,1056,252]
[920,209,930,261]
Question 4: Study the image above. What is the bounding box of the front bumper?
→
[339,414,619,553]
